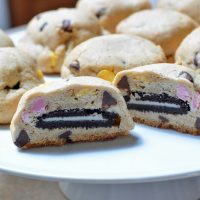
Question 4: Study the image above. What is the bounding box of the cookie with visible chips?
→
[10,76,134,149]
[77,0,151,33]
[61,34,166,82]
[113,63,200,135]
[0,48,44,124]
[176,27,200,73]
[18,8,101,74]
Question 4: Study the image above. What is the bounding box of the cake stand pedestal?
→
[59,177,200,200]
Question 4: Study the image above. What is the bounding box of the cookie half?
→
[10,77,134,149]
[0,48,44,124]
[0,29,14,47]
[157,0,200,24]
[117,9,197,62]
[113,63,200,135]
[176,27,200,73]
[18,8,101,74]
[77,0,151,33]
[61,34,166,81]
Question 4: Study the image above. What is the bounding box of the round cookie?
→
[116,9,197,62]
[0,48,44,124]
[76,0,151,33]
[18,8,101,74]
[176,27,200,73]
[157,0,200,24]
[61,34,166,81]
[0,29,14,47]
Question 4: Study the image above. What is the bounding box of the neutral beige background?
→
[0,172,68,200]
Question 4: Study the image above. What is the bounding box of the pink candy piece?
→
[21,111,29,123]
[191,92,200,111]
[30,97,46,114]
[176,84,191,102]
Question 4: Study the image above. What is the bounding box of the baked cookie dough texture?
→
[176,27,200,73]
[117,9,197,62]
[61,34,166,81]
[0,29,14,47]
[76,0,151,33]
[0,48,44,124]
[157,0,200,24]
[10,77,134,149]
[18,8,101,74]
[113,63,200,135]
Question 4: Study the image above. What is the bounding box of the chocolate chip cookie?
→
[61,34,166,82]
[176,27,200,73]
[77,0,151,33]
[18,8,101,74]
[10,77,134,149]
[117,9,197,62]
[113,63,200,135]
[0,48,44,124]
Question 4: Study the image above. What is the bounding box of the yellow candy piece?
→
[50,52,58,67]
[97,70,115,82]
[75,88,96,97]
[36,69,44,80]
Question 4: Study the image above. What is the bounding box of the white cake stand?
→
[1,124,200,200]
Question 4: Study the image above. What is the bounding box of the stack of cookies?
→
[1,0,200,149]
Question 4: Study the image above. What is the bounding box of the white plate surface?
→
[1,125,200,183]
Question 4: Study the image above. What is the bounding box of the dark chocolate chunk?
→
[62,19,73,32]
[126,91,190,115]
[39,22,48,32]
[4,81,20,90]
[69,60,80,71]
[195,118,200,129]
[14,130,30,148]
[124,95,130,102]
[102,91,117,109]
[194,52,200,68]
[178,71,193,83]
[117,76,130,92]
[59,131,73,143]
[36,108,121,129]
[96,7,107,18]
[159,115,169,123]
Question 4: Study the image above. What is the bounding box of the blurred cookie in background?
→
[0,29,14,47]
[76,0,151,33]
[117,9,197,62]
[157,0,200,24]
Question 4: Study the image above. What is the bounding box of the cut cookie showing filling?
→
[113,63,200,135]
[10,77,134,149]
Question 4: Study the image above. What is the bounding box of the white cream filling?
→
[129,99,180,108]
[42,114,106,122]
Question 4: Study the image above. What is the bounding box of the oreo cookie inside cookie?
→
[124,91,190,115]
[36,108,121,129]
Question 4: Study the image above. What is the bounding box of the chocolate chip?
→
[102,91,117,109]
[39,22,48,32]
[62,19,73,32]
[59,131,73,143]
[4,81,20,90]
[195,118,200,129]
[96,7,107,18]
[14,130,30,148]
[124,95,130,102]
[178,71,193,83]
[159,115,169,123]
[117,76,130,92]
[69,60,80,71]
